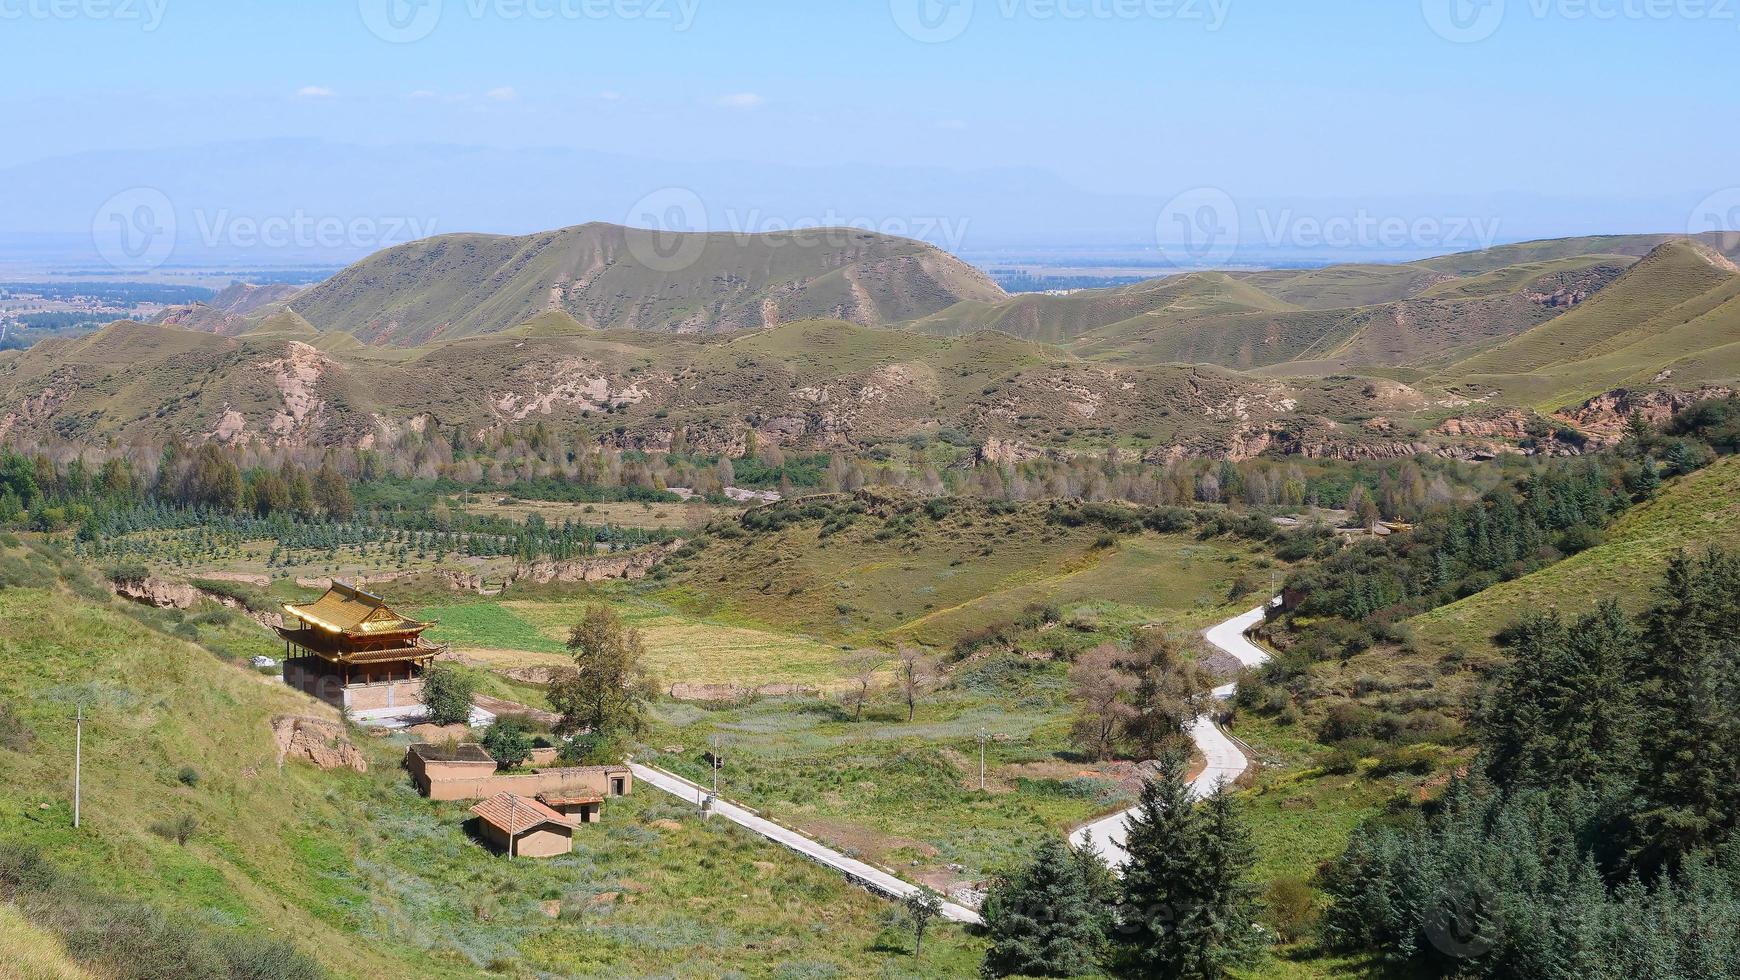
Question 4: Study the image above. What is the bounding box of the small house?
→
[537,791,604,824]
[470,793,575,858]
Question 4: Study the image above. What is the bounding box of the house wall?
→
[285,658,425,712]
[406,753,500,798]
[345,677,425,712]
[551,802,602,824]
[514,826,574,858]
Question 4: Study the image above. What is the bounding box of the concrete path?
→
[1070,598,1279,867]
[629,762,984,925]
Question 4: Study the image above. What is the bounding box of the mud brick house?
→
[278,581,445,713]
[405,742,632,805]
[470,793,576,858]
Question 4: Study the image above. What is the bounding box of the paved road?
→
[629,762,984,925]
[1070,599,1279,867]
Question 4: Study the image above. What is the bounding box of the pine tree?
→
[1115,751,1206,977]
[981,838,1108,977]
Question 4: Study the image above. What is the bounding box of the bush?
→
[420,664,476,726]
[176,766,200,788]
[1263,877,1319,943]
[480,718,534,769]
[149,814,200,846]
[0,704,34,753]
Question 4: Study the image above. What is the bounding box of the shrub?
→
[176,766,201,788]
[480,718,534,769]
[149,814,200,846]
[421,664,476,726]
[0,704,34,753]
[1263,877,1319,943]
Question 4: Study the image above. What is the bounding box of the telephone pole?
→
[73,703,82,830]
[978,728,988,792]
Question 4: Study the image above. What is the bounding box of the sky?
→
[1,0,1736,263]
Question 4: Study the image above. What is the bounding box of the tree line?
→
[1322,550,1740,978]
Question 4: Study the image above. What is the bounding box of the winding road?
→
[631,600,1276,922]
[1070,598,1279,867]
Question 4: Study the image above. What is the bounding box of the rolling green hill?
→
[1409,454,1740,660]
[1433,240,1740,408]
[288,223,1006,345]
[901,234,1736,378]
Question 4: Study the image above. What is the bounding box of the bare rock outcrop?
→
[271,715,367,773]
[111,576,202,610]
[1555,386,1735,447]
[509,540,682,586]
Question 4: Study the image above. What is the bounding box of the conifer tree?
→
[981,837,1108,977]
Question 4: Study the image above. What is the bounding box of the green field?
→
[418,596,854,687]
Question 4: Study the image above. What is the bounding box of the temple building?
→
[278,581,445,714]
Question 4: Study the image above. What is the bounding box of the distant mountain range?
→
[0,224,1735,461]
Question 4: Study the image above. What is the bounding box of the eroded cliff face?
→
[271,716,367,773]
[1555,386,1736,447]
[509,541,683,586]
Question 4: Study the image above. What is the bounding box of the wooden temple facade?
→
[278,581,446,712]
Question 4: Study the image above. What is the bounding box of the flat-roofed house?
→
[537,791,604,824]
[470,793,576,858]
[278,581,446,714]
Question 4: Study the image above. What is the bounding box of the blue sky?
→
[1,0,1735,253]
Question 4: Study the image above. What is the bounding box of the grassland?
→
[459,496,719,531]
[0,545,993,978]
[652,497,1277,650]
[418,596,854,687]
[0,903,96,980]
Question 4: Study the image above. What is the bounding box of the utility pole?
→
[978,728,987,792]
[73,703,82,830]
[711,734,722,797]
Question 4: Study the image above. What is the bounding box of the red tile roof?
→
[469,793,573,835]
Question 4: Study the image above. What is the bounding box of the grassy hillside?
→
[652,493,1279,649]
[905,235,1711,380]
[1409,454,1740,659]
[289,223,1006,345]
[1434,240,1740,408]
[0,315,1351,459]
[0,541,991,978]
